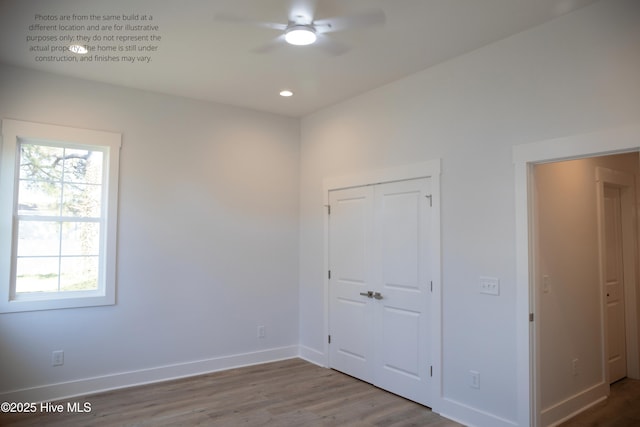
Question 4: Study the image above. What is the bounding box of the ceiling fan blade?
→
[315,35,349,56]
[251,35,286,54]
[288,0,318,24]
[213,13,286,31]
[314,9,386,34]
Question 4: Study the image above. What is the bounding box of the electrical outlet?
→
[257,325,266,339]
[52,350,64,367]
[479,276,500,296]
[469,370,480,389]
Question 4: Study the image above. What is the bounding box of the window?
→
[0,119,121,312]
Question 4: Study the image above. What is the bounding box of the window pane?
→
[61,183,102,217]
[15,257,59,293]
[17,221,61,256]
[61,222,100,256]
[63,149,103,184]
[2,120,120,312]
[18,181,62,216]
[60,256,98,291]
[19,144,64,181]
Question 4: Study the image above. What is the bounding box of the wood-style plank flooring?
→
[0,358,462,427]
[559,377,640,427]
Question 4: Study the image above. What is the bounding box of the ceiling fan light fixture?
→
[284,25,317,45]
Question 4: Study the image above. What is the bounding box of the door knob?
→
[359,291,374,298]
[373,292,383,300]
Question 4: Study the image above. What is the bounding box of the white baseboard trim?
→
[541,381,608,427]
[438,397,518,427]
[0,345,299,403]
[298,345,326,367]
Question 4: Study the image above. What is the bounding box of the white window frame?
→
[0,119,121,312]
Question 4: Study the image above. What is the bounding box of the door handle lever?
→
[359,291,374,298]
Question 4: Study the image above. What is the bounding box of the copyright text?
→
[1,401,92,413]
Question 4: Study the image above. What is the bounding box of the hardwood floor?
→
[559,377,640,427]
[0,358,462,427]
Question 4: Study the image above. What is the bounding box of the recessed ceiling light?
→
[69,44,88,54]
[280,90,294,97]
[284,25,317,46]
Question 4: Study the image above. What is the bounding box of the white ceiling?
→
[0,0,599,117]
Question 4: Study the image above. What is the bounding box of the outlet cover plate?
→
[52,350,64,366]
[469,370,480,389]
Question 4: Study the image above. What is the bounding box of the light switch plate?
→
[480,276,500,296]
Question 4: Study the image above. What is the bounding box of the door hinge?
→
[430,365,433,377]
[430,281,433,292]
[328,270,331,280]
[425,194,433,207]
[529,313,534,322]
[325,204,331,215]
[328,335,331,344]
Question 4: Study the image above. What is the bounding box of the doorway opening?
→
[512,123,640,427]
[532,153,639,425]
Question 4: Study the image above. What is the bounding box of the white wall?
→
[535,153,639,424]
[298,0,640,426]
[0,64,301,399]
[1,0,639,424]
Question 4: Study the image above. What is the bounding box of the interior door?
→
[328,186,375,383]
[328,178,431,406]
[604,185,627,383]
[373,179,431,405]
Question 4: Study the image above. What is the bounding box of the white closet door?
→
[373,178,431,406]
[328,186,375,383]
[328,178,432,407]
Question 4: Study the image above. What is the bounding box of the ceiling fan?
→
[214,0,386,55]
